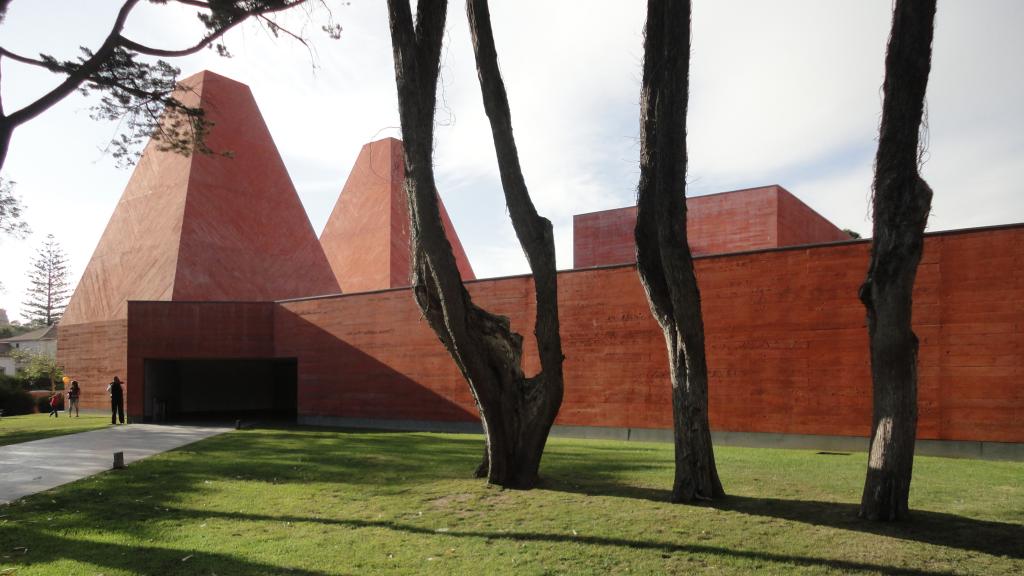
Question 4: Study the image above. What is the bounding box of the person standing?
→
[48,393,60,417]
[67,380,81,417]
[107,376,125,425]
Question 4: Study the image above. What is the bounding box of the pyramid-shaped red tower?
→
[63,71,339,324]
[320,137,475,293]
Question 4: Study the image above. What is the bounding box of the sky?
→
[0,0,1021,322]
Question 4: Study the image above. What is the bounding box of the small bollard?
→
[113,451,125,470]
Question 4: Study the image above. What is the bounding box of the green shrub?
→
[0,379,35,416]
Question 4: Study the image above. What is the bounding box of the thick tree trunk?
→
[859,0,936,522]
[634,0,723,503]
[387,0,562,489]
[465,0,563,485]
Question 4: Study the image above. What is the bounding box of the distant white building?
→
[0,325,58,377]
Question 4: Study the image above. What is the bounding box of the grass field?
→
[0,427,1020,575]
[0,413,110,447]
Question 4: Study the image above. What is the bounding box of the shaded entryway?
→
[143,358,297,423]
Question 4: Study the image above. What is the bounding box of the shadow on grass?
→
[158,427,1024,562]
[540,476,1024,560]
[4,426,1017,574]
[0,424,111,448]
[152,507,959,576]
[0,523,336,576]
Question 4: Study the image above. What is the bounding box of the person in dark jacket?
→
[107,376,125,425]
[67,380,81,417]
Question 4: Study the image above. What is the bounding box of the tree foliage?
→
[0,177,28,239]
[0,0,332,171]
[22,233,71,326]
[10,347,62,392]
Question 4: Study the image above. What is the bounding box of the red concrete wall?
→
[278,225,1024,443]
[113,225,1023,443]
[573,185,850,268]
[57,320,128,411]
[274,293,477,423]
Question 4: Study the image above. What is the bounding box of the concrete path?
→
[0,424,229,505]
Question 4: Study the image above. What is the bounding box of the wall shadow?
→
[275,306,479,426]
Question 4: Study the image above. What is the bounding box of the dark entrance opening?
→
[143,358,297,423]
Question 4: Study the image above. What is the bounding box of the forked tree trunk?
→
[387,0,563,489]
[634,0,723,503]
[859,0,936,522]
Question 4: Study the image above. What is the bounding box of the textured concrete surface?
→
[319,137,475,293]
[283,225,1024,444]
[573,185,851,268]
[55,320,127,410]
[0,424,229,504]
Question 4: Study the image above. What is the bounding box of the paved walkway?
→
[0,424,229,504]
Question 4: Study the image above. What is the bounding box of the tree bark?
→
[0,123,11,175]
[387,0,563,489]
[859,0,936,522]
[634,0,723,503]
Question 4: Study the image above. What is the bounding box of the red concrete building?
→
[573,185,851,268]
[320,137,474,292]
[58,71,1023,459]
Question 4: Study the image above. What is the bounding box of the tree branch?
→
[117,0,307,58]
[0,48,53,69]
[172,0,212,7]
[5,0,141,127]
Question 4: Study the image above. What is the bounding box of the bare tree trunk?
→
[859,0,936,522]
[634,0,723,503]
[0,123,11,173]
[465,0,564,485]
[387,0,563,489]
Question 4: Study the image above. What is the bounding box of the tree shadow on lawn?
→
[0,429,94,447]
[538,474,1024,561]
[0,523,336,576]
[147,427,486,487]
[146,507,960,576]
[221,429,1021,561]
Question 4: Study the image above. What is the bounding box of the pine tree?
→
[22,234,71,326]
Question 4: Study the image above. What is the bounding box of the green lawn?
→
[0,427,1020,575]
[0,413,110,446]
